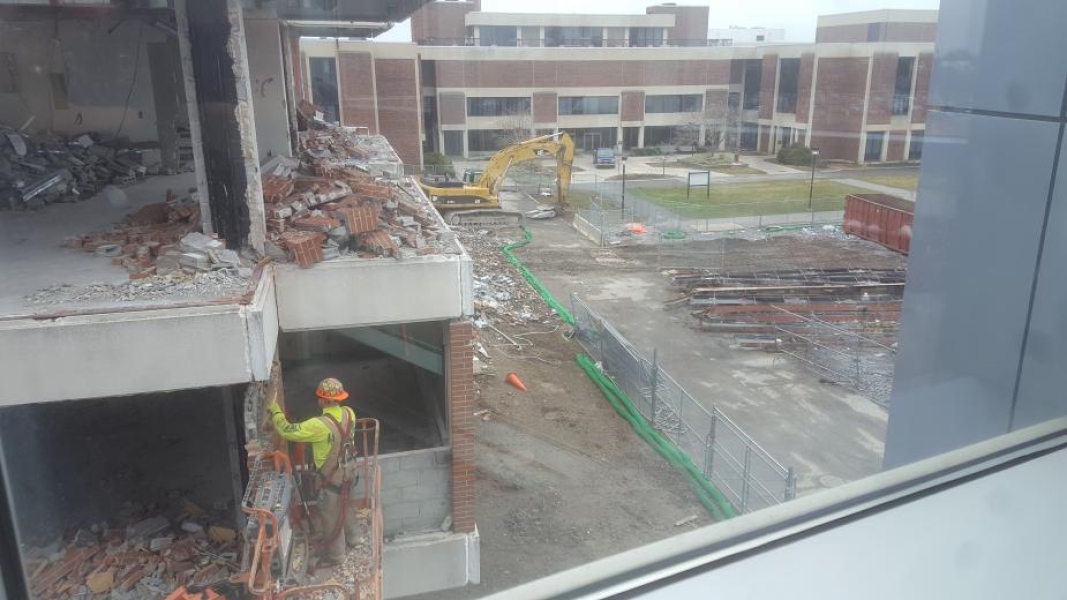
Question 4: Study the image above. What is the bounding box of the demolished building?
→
[0,1,479,598]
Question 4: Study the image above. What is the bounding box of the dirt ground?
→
[497,190,906,497]
[412,193,908,599]
[409,244,714,599]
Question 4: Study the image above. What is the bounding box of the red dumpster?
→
[843,193,915,254]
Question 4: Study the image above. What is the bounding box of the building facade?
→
[299,5,935,164]
[707,27,786,46]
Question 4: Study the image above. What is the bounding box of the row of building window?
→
[464,95,704,117]
[558,96,619,115]
[475,25,666,48]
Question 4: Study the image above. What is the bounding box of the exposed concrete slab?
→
[0,274,276,405]
[0,174,198,317]
[274,255,474,331]
[384,530,479,599]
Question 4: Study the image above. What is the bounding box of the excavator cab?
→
[462,169,483,184]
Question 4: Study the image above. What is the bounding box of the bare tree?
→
[496,108,535,146]
[674,93,741,151]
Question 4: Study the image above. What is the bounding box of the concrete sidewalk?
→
[835,178,917,201]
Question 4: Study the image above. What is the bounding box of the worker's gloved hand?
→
[267,401,282,417]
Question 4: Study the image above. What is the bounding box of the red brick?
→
[358,229,399,257]
[291,215,341,233]
[810,57,870,161]
[333,205,380,234]
[867,52,898,125]
[621,91,644,122]
[280,231,326,268]
[795,53,815,123]
[759,55,777,120]
[912,53,933,124]
[338,52,377,132]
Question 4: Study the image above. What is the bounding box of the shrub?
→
[776,143,814,166]
[424,152,456,178]
[630,147,664,156]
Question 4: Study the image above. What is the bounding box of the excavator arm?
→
[419,132,574,214]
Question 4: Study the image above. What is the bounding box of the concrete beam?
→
[0,274,276,405]
[274,255,474,331]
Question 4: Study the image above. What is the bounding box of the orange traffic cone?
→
[505,372,528,392]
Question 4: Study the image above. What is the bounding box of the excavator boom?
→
[418,133,574,221]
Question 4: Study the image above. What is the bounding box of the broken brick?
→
[291,215,341,233]
[280,231,326,268]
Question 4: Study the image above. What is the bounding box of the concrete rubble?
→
[454,227,550,325]
[261,122,459,268]
[24,502,239,600]
[0,128,177,211]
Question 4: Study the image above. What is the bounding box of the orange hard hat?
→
[316,378,349,401]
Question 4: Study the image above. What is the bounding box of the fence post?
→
[741,445,752,513]
[649,348,659,423]
[704,407,718,478]
[599,205,605,247]
[785,466,797,501]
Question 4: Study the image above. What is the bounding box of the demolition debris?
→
[260,122,459,267]
[667,267,904,407]
[455,226,552,325]
[1,128,179,211]
[24,503,239,600]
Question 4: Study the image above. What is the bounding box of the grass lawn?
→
[634,180,871,219]
[565,189,599,209]
[708,165,764,175]
[666,152,734,170]
[604,172,677,181]
[852,172,920,191]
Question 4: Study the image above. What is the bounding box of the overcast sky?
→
[375,0,940,43]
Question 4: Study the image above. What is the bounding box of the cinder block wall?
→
[380,447,452,535]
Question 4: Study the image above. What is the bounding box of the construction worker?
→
[267,377,360,565]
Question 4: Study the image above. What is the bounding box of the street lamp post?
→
[808,147,820,211]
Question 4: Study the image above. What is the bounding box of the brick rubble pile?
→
[24,502,239,600]
[260,127,456,268]
[57,192,245,281]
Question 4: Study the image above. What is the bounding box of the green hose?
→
[502,228,576,327]
[500,226,736,521]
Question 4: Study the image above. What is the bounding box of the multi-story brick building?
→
[298,4,936,165]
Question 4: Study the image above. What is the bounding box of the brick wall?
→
[374,58,422,167]
[809,57,869,161]
[439,92,466,125]
[886,129,907,161]
[411,1,477,43]
[338,52,376,132]
[448,320,476,534]
[911,52,933,124]
[436,59,731,88]
[379,448,452,535]
[759,126,770,153]
[621,91,645,122]
[646,4,709,46]
[884,22,937,43]
[758,54,777,120]
[533,92,557,124]
[867,52,898,125]
[815,23,869,43]
[795,53,815,123]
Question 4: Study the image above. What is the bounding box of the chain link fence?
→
[571,294,796,514]
[772,308,899,408]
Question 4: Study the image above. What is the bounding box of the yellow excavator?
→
[419,132,574,226]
